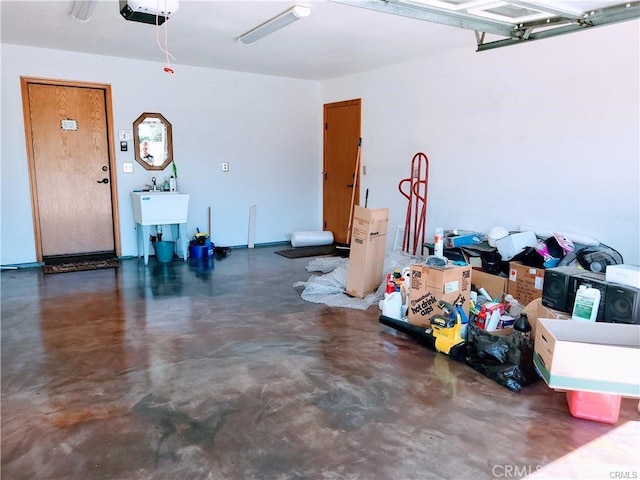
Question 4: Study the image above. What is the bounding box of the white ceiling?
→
[0,0,635,80]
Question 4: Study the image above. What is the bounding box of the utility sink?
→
[130,192,190,265]
[131,191,190,225]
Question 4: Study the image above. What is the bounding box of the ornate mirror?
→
[133,112,173,171]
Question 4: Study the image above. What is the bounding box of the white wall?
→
[3,21,639,267]
[323,21,640,265]
[1,45,322,265]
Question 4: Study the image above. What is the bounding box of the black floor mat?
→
[275,245,337,259]
[42,259,120,274]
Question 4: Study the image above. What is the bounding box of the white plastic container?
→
[434,227,444,258]
[381,291,403,320]
[571,285,601,322]
[486,309,501,331]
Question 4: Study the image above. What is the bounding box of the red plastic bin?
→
[566,390,622,424]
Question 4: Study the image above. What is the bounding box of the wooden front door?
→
[21,77,120,261]
[323,99,361,245]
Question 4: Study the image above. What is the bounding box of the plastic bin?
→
[566,390,622,424]
[154,241,176,263]
[189,242,214,259]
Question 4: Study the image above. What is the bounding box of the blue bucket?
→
[189,240,214,259]
[154,241,175,263]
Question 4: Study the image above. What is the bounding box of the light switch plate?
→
[123,162,134,173]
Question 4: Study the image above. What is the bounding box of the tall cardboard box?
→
[408,263,472,328]
[345,206,389,299]
[507,261,545,305]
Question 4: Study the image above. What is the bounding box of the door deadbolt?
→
[102,166,108,171]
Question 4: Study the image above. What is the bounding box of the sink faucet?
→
[151,177,157,191]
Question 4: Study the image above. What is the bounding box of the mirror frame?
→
[133,112,173,171]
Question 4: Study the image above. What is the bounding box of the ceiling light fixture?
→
[237,5,311,45]
[71,0,96,22]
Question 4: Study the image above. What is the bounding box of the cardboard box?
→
[345,206,389,299]
[496,231,538,260]
[522,297,570,338]
[606,264,640,289]
[533,318,640,397]
[408,262,472,327]
[508,262,545,305]
[471,268,508,300]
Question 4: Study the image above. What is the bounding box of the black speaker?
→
[573,272,607,322]
[542,266,584,313]
[603,284,640,324]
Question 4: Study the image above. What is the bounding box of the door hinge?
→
[324,221,327,229]
[325,122,328,130]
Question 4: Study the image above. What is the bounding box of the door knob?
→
[97,178,109,184]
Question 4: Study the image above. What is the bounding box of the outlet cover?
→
[123,162,134,173]
[119,129,133,141]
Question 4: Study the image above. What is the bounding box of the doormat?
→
[275,245,337,259]
[42,259,120,274]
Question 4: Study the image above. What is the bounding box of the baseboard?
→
[1,262,44,270]
[1,243,291,269]
[228,241,289,249]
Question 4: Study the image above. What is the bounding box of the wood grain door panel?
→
[26,82,115,257]
[323,99,361,245]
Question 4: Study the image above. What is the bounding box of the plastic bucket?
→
[189,242,214,259]
[154,241,176,263]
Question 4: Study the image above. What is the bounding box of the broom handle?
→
[347,138,362,244]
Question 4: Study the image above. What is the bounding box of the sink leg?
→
[141,225,151,265]
[137,223,142,260]
[179,223,188,261]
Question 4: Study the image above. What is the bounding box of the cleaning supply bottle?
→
[475,305,487,329]
[571,285,601,322]
[382,291,403,320]
[434,227,444,258]
[486,309,501,331]
[455,302,469,340]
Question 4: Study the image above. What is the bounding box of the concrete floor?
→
[1,245,638,480]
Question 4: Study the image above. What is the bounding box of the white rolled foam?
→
[290,231,334,248]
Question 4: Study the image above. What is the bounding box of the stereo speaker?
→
[603,284,640,325]
[542,266,584,313]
